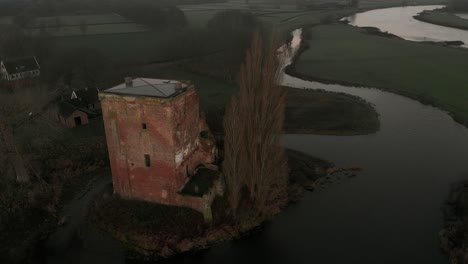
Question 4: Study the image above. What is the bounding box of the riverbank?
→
[290,23,468,126]
[414,8,468,31]
[439,182,468,263]
[88,150,338,261]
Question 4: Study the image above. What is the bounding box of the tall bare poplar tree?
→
[223,32,288,219]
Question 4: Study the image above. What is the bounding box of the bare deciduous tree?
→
[0,85,49,183]
[223,98,244,215]
[223,32,288,219]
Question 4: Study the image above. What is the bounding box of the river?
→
[347,5,468,48]
[46,6,468,264]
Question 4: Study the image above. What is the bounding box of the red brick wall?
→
[100,86,215,211]
[64,111,89,128]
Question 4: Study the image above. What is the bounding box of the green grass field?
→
[53,28,221,63]
[184,9,225,28]
[293,24,468,124]
[35,14,130,26]
[33,23,150,37]
[414,8,468,30]
[21,0,444,63]
[0,14,151,36]
[53,31,166,62]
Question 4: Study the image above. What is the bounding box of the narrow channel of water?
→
[347,5,468,47]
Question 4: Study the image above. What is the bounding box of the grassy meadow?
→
[0,13,151,36]
[20,0,444,64]
[414,8,468,30]
[293,24,468,124]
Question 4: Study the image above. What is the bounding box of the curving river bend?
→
[347,5,468,48]
[46,5,468,264]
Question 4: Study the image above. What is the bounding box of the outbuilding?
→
[0,56,40,81]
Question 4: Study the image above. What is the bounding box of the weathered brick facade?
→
[99,78,220,218]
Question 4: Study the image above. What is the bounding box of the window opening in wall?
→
[145,154,151,167]
[74,116,82,126]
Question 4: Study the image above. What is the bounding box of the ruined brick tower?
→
[99,77,221,220]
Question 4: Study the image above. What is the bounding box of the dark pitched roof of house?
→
[71,88,99,107]
[1,56,40,75]
[179,167,220,197]
[103,78,189,98]
[58,101,83,118]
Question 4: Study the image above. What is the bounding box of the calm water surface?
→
[173,76,468,264]
[45,7,468,264]
[152,74,468,264]
[348,5,468,47]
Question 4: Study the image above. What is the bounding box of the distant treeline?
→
[0,0,227,15]
[449,0,468,11]
[0,0,227,29]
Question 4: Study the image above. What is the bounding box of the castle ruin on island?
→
[99,77,222,221]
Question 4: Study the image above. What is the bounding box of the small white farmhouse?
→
[0,56,41,81]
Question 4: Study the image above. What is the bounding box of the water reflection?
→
[347,5,468,48]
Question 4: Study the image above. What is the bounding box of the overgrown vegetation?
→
[0,86,50,183]
[0,86,108,263]
[439,182,468,263]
